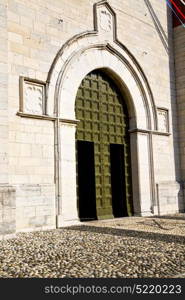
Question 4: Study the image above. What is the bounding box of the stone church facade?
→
[0,0,184,238]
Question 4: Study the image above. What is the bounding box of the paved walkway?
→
[0,214,185,278]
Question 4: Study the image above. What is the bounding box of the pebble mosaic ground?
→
[0,214,185,278]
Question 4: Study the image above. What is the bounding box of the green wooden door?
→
[75,70,133,220]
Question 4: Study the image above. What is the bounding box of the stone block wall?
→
[15,184,55,231]
[9,118,54,185]
[174,25,185,208]
[0,0,9,185]
[0,186,16,239]
[174,26,185,177]
[154,181,183,215]
[0,0,183,235]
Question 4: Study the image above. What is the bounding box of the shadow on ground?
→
[149,215,185,221]
[136,219,175,231]
[65,225,185,245]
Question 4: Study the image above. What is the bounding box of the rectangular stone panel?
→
[20,77,46,115]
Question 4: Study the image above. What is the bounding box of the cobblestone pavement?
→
[0,214,185,278]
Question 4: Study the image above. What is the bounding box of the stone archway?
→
[46,1,157,226]
[52,46,156,226]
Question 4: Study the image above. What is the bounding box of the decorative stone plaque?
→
[99,9,112,32]
[24,81,45,115]
[157,109,169,133]
[96,2,115,37]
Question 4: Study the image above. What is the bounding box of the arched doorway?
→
[75,70,133,221]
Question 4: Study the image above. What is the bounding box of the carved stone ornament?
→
[24,82,44,115]
[99,9,112,32]
[157,109,169,133]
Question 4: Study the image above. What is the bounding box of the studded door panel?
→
[75,70,133,219]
